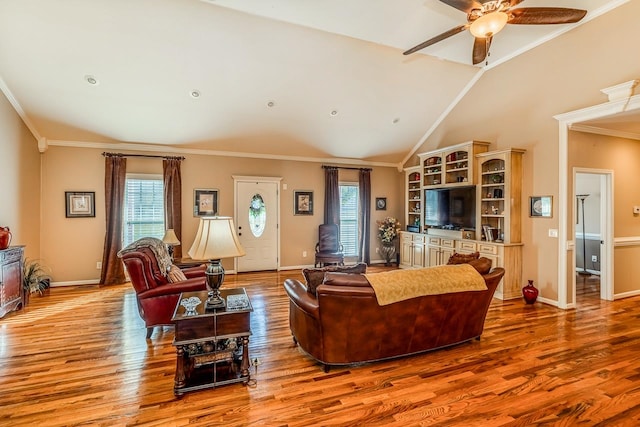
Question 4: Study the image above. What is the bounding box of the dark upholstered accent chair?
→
[314,224,345,267]
[120,246,207,338]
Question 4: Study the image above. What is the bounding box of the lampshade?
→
[469,12,508,38]
[162,228,181,246]
[188,217,246,260]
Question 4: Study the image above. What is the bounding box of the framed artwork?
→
[530,196,553,218]
[375,197,387,211]
[294,191,313,215]
[65,191,95,218]
[194,189,218,217]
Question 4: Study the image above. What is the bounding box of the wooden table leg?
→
[174,344,186,395]
[240,336,250,378]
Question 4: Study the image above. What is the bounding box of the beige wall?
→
[404,1,640,302]
[568,131,640,295]
[41,145,403,283]
[0,91,41,259]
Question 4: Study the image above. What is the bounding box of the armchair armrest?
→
[182,265,206,278]
[138,277,206,300]
[284,279,319,318]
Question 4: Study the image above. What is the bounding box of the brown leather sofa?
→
[284,266,505,370]
[120,246,207,338]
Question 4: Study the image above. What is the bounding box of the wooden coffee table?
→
[171,288,252,396]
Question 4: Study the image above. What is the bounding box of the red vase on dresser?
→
[0,227,11,250]
[522,280,539,304]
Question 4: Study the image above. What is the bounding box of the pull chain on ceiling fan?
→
[403,0,587,65]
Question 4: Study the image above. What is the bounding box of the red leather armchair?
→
[120,246,207,338]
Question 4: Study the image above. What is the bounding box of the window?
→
[248,193,266,237]
[123,175,165,247]
[339,183,359,257]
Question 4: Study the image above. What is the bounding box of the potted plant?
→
[377,217,401,266]
[23,259,51,302]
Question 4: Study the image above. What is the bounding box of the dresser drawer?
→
[441,239,455,248]
[457,241,477,252]
[478,243,498,255]
[428,237,440,246]
[413,234,426,244]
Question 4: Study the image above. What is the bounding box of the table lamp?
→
[162,228,181,261]
[188,217,246,309]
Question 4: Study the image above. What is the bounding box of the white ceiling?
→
[0,0,629,165]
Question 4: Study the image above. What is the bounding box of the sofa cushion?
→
[468,257,492,275]
[323,271,371,287]
[447,251,480,265]
[302,263,367,296]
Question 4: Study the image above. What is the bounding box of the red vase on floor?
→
[522,280,538,304]
[0,227,11,250]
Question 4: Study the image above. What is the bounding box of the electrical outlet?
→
[376,247,379,253]
[302,251,307,258]
[591,255,598,263]
[96,261,102,270]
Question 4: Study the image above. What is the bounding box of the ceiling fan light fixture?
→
[469,11,508,38]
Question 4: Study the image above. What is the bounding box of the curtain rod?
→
[322,165,372,171]
[102,152,185,160]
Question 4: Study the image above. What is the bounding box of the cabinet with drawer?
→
[399,232,427,268]
[477,241,522,300]
[427,237,455,267]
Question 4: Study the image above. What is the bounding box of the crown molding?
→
[569,123,640,141]
[47,139,401,169]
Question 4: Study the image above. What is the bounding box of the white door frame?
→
[555,80,640,308]
[573,168,614,303]
[232,175,282,272]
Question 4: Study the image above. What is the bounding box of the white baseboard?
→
[51,279,100,287]
[614,289,640,300]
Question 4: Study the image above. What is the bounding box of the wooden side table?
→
[173,257,206,269]
[171,288,252,396]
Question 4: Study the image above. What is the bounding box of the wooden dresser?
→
[0,246,25,318]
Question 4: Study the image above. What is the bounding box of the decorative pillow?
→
[167,264,188,283]
[468,257,492,275]
[302,263,367,296]
[323,272,371,287]
[447,251,480,265]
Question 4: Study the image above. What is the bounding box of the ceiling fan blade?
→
[439,0,482,14]
[506,0,525,8]
[472,36,492,65]
[508,7,587,25]
[403,25,468,55]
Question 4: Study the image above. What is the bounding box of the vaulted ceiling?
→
[0,0,630,166]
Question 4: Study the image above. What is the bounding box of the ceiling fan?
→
[403,0,587,65]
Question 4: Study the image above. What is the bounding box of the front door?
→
[235,178,280,272]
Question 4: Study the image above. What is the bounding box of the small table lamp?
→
[188,217,246,309]
[162,228,181,261]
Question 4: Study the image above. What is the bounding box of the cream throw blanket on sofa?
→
[364,264,487,306]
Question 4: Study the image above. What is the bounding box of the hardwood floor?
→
[2,268,640,426]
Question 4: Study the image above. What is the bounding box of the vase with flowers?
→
[377,217,401,266]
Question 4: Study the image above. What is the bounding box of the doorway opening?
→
[572,169,613,304]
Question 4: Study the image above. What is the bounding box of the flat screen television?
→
[424,186,476,230]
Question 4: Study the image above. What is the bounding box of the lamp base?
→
[205,294,226,309]
[205,259,226,310]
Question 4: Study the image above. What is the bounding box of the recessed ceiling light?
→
[84,75,99,85]
[267,101,275,107]
[190,90,201,98]
[329,110,338,117]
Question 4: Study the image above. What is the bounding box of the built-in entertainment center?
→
[401,141,525,300]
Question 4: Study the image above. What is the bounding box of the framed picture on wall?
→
[194,189,218,217]
[530,196,552,218]
[375,197,387,211]
[65,191,95,218]
[294,191,313,215]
